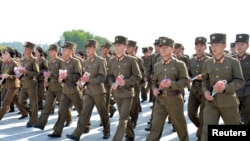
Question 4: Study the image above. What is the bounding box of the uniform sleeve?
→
[151,63,159,90]
[124,58,142,86]
[89,58,107,84]
[201,60,210,93]
[107,59,115,86]
[225,59,245,93]
[26,59,39,77]
[170,61,189,90]
[39,59,48,75]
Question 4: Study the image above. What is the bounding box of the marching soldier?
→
[146,37,189,141]
[33,44,64,130]
[19,41,39,127]
[48,41,83,138]
[35,46,48,110]
[66,39,110,140]
[188,37,211,140]
[126,40,145,128]
[0,47,28,120]
[141,47,151,103]
[201,33,244,141]
[235,33,250,125]
[108,35,142,141]
[100,42,117,118]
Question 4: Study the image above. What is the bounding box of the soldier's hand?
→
[160,80,171,88]
[1,74,9,79]
[197,74,202,80]
[117,79,125,86]
[19,68,28,74]
[153,88,160,96]
[204,91,214,101]
[112,83,118,90]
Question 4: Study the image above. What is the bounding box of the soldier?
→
[235,33,250,125]
[33,44,64,130]
[141,47,151,102]
[230,42,238,57]
[48,41,83,138]
[19,41,39,127]
[107,35,141,141]
[100,42,117,118]
[35,46,48,110]
[66,39,110,140]
[201,33,245,141]
[146,37,189,141]
[0,47,28,120]
[126,40,145,128]
[188,37,211,140]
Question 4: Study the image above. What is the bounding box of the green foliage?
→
[62,29,112,55]
[0,45,6,50]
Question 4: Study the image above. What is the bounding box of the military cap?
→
[100,42,112,49]
[142,47,149,53]
[61,41,76,50]
[159,37,175,47]
[85,39,98,48]
[113,35,128,45]
[36,46,44,54]
[149,46,153,51]
[23,41,35,49]
[153,39,160,45]
[235,34,249,43]
[230,42,236,48]
[6,46,15,55]
[48,44,59,51]
[127,40,137,47]
[208,33,226,44]
[174,43,183,49]
[195,37,207,45]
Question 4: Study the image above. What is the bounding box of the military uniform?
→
[147,37,189,141]
[201,33,245,141]
[188,37,210,139]
[49,41,83,137]
[34,44,64,129]
[0,47,28,120]
[108,36,142,141]
[36,47,48,110]
[234,34,250,125]
[141,47,151,102]
[19,42,40,127]
[127,40,145,128]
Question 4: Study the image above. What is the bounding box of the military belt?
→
[160,90,180,96]
[192,80,202,87]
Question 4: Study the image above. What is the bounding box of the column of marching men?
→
[0,33,249,141]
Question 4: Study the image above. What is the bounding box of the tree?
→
[62,29,112,55]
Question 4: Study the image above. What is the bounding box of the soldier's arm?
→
[124,58,142,86]
[107,60,115,86]
[138,58,145,80]
[89,58,107,84]
[170,61,189,90]
[151,64,159,90]
[26,59,39,77]
[66,60,82,82]
[224,59,245,93]
[39,59,49,75]
[201,61,210,93]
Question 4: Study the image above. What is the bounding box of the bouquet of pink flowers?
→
[43,71,51,81]
[14,67,25,78]
[77,72,90,88]
[114,74,124,87]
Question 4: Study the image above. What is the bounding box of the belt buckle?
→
[194,81,199,87]
[163,91,168,96]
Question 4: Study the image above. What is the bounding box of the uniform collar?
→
[213,55,225,64]
[196,55,205,61]
[237,53,247,61]
[117,54,126,62]
[88,55,96,63]
[162,57,172,64]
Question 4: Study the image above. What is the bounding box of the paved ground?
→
[0,89,199,141]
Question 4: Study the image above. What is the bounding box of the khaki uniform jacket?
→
[189,55,211,78]
[21,55,39,88]
[202,56,245,107]
[48,57,64,91]
[37,57,48,81]
[107,54,142,98]
[236,54,250,97]
[1,59,21,88]
[152,57,189,92]
[147,53,161,77]
[62,57,82,94]
[84,55,107,96]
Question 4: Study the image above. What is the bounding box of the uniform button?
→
[196,71,198,73]
[164,69,167,71]
[118,66,120,68]
[197,65,199,67]
[216,76,219,78]
[216,68,219,71]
